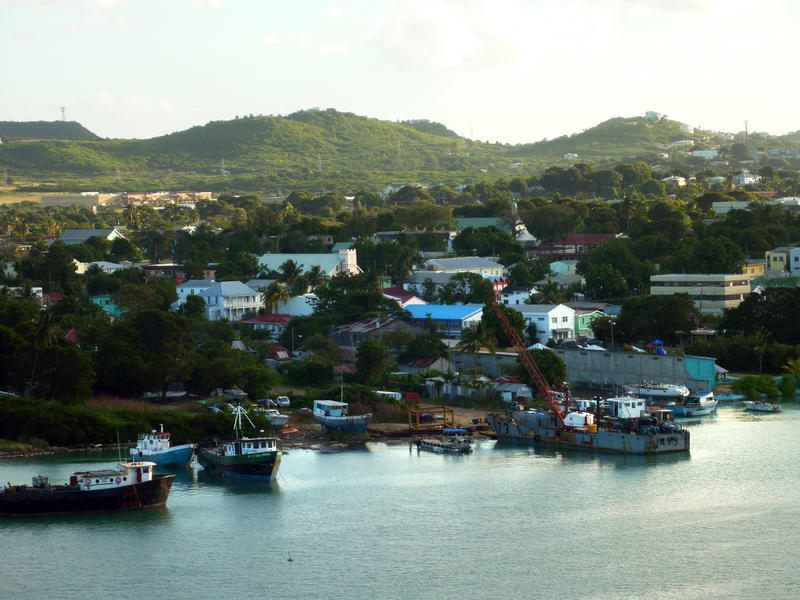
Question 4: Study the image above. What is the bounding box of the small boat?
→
[0,461,174,516]
[669,392,718,417]
[196,405,282,482]
[744,400,781,413]
[415,428,473,454]
[262,409,290,427]
[130,425,195,466]
[313,400,372,434]
[623,382,690,401]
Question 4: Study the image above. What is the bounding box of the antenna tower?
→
[744,120,749,144]
[60,107,66,121]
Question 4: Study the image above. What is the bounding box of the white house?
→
[734,171,762,186]
[661,175,687,187]
[381,286,427,308]
[508,303,576,344]
[499,284,536,306]
[173,279,215,308]
[257,248,361,278]
[73,260,128,275]
[197,281,263,321]
[693,149,719,160]
[421,256,504,277]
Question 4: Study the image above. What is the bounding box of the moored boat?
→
[623,382,690,401]
[488,396,690,455]
[196,405,282,482]
[669,391,718,417]
[0,461,174,516]
[415,428,473,454]
[130,425,195,466]
[313,400,372,434]
[744,400,781,413]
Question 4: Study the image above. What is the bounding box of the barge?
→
[488,397,690,455]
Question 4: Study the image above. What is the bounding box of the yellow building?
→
[742,259,765,277]
[765,248,789,272]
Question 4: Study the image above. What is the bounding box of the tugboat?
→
[415,428,473,454]
[0,461,174,516]
[130,425,196,466]
[196,405,282,482]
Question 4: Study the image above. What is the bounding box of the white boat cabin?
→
[218,437,278,457]
[136,430,171,453]
[563,411,596,428]
[606,396,647,420]
[71,461,156,491]
[314,400,349,417]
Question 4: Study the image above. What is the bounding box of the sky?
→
[2,0,800,143]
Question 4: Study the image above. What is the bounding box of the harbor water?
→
[1,404,799,600]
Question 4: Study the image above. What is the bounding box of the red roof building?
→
[529,233,616,258]
[382,286,427,307]
[242,314,293,338]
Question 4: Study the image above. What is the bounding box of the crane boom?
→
[489,300,567,424]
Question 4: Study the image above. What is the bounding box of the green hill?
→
[1,110,787,194]
[0,121,100,141]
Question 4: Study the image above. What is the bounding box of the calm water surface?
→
[1,404,799,600]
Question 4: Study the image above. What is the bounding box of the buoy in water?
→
[287,550,294,562]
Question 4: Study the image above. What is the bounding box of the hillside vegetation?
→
[1,110,798,194]
[0,121,100,141]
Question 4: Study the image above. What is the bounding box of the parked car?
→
[276,396,290,408]
[257,398,277,408]
[205,406,222,414]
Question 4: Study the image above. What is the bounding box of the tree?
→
[356,338,390,385]
[456,323,497,370]
[583,263,628,300]
[278,259,304,288]
[519,204,582,243]
[480,303,525,348]
[263,281,290,313]
[28,310,61,396]
[615,294,696,345]
[180,294,206,319]
[533,278,567,304]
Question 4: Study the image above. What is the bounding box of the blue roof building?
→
[405,304,483,339]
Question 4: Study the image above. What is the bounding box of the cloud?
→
[369,0,524,71]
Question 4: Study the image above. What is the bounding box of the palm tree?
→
[28,310,60,396]
[263,281,290,314]
[534,278,567,304]
[305,265,324,290]
[456,323,497,370]
[279,260,304,288]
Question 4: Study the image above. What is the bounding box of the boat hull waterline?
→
[196,448,282,482]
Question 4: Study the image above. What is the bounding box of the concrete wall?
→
[450,348,716,392]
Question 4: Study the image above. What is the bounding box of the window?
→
[551,317,557,324]
[562,316,568,322]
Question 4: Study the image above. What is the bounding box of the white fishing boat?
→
[130,425,195,466]
[622,382,690,400]
[744,400,781,413]
[263,409,290,427]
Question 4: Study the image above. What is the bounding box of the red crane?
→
[488,299,567,424]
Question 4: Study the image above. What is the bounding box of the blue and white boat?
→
[313,400,372,434]
[670,391,718,417]
[130,426,196,466]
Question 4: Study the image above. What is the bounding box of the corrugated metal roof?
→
[406,304,483,320]
[423,257,501,271]
[199,281,260,297]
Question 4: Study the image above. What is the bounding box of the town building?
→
[241,314,293,338]
[331,317,426,347]
[421,256,504,277]
[507,303,576,344]
[649,273,752,315]
[528,233,616,259]
[381,286,427,308]
[42,193,120,208]
[373,231,457,252]
[765,247,790,273]
[197,281,263,322]
[58,228,125,245]
[256,248,362,278]
[499,284,536,306]
[742,259,766,278]
[404,304,484,339]
[734,171,762,186]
